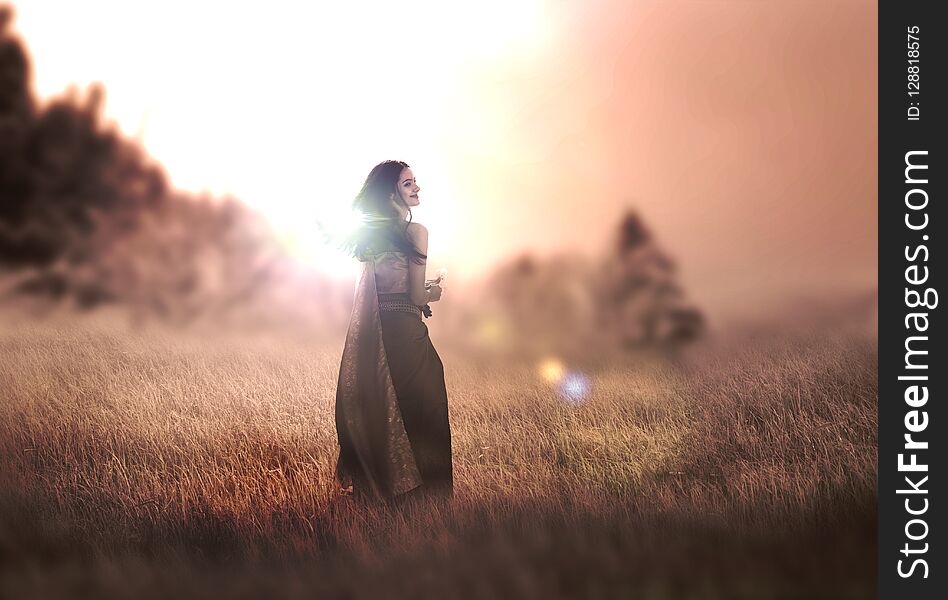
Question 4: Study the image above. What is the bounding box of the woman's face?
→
[393,167,421,208]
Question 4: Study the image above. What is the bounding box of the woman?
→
[334,160,453,502]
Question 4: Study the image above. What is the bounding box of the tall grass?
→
[0,313,876,598]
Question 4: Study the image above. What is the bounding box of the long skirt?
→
[334,266,453,500]
[378,310,453,495]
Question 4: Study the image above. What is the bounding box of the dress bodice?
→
[369,251,411,295]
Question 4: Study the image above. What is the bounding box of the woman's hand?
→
[427,284,443,303]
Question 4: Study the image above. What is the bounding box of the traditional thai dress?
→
[334,247,453,500]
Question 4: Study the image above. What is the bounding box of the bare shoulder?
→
[405,221,429,241]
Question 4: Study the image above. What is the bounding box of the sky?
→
[10,0,877,322]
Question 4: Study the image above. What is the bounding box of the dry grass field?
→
[0,312,877,599]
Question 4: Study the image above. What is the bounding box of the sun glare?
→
[13,0,552,278]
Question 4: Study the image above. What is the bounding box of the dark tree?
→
[476,208,705,357]
[1,5,283,322]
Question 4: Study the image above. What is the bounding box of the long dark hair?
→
[343,160,427,264]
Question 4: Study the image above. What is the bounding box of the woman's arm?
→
[406,222,433,306]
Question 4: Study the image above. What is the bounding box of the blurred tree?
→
[483,252,598,357]
[1,7,169,275]
[0,4,38,264]
[0,5,285,325]
[597,210,705,348]
[97,193,282,325]
[476,208,705,357]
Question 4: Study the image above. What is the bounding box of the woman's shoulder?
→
[405,221,428,235]
[405,221,428,243]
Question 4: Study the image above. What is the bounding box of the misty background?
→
[1,1,877,356]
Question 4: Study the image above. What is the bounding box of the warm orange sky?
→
[12,0,877,322]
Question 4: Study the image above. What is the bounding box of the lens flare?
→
[539,357,566,384]
[276,209,368,278]
[558,371,592,406]
[474,316,508,347]
[315,209,367,244]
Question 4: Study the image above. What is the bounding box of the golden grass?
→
[0,313,877,598]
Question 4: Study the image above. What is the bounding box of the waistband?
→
[378,299,422,317]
